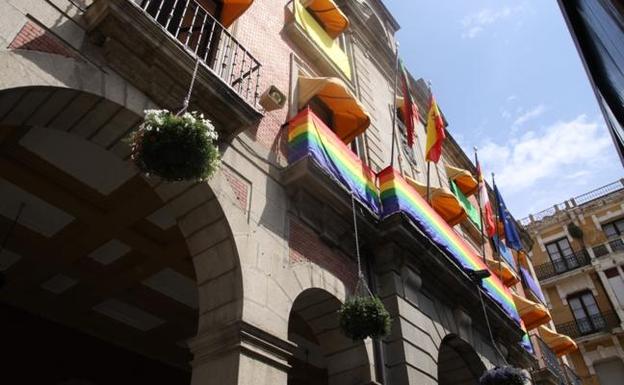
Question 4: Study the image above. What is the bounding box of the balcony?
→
[592,236,624,258]
[534,250,591,281]
[555,311,620,339]
[563,364,582,385]
[531,335,567,385]
[85,0,262,140]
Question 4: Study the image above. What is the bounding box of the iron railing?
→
[533,336,567,385]
[521,179,624,225]
[534,249,591,281]
[132,0,261,107]
[556,311,620,339]
[563,364,582,385]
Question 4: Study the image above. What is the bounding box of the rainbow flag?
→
[378,167,520,324]
[288,108,381,214]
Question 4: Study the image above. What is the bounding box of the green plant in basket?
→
[131,109,220,182]
[339,295,392,340]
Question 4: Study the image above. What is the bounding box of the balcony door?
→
[568,291,605,335]
[546,237,578,273]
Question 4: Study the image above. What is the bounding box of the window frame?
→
[567,290,605,334]
[602,218,624,239]
[545,237,578,272]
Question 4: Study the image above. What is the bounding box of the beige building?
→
[0,0,576,384]
[522,180,624,385]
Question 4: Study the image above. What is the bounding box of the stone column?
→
[189,321,295,385]
[595,269,624,328]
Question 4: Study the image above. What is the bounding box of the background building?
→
[0,0,574,384]
[557,0,624,166]
[522,180,624,385]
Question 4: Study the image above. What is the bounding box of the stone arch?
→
[438,334,487,385]
[287,288,374,385]
[0,52,245,381]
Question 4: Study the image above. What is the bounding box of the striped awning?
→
[539,325,577,356]
[220,0,254,27]
[298,76,370,144]
[512,292,551,330]
[405,177,467,226]
[303,0,349,38]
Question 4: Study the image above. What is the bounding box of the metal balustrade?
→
[132,0,261,107]
[533,335,567,385]
[555,311,620,339]
[564,364,582,385]
[534,249,591,281]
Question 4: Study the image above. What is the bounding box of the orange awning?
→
[539,325,578,356]
[445,165,478,197]
[304,0,349,38]
[220,0,254,27]
[512,293,552,330]
[405,177,467,226]
[298,76,370,144]
[485,256,520,287]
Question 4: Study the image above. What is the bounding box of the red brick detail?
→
[8,21,78,60]
[289,218,357,290]
[222,167,250,211]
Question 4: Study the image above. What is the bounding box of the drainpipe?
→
[365,251,388,385]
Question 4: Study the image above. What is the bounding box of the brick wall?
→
[8,21,78,60]
[289,218,357,290]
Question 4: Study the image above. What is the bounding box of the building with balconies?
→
[522,181,624,385]
[0,1,570,384]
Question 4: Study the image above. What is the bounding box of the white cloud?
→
[512,104,546,128]
[461,6,525,39]
[478,115,613,192]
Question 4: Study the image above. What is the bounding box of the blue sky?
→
[385,0,622,219]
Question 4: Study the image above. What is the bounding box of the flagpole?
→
[426,81,432,204]
[492,172,502,274]
[474,147,487,263]
[390,42,400,169]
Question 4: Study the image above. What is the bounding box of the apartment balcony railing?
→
[555,311,620,339]
[591,236,624,258]
[563,364,582,385]
[534,250,591,281]
[85,0,262,138]
[532,335,567,385]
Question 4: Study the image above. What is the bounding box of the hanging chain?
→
[351,194,362,278]
[177,58,201,116]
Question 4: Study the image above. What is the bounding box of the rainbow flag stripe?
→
[520,320,534,353]
[288,109,381,214]
[378,167,520,324]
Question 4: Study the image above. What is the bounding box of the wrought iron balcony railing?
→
[534,249,591,281]
[563,364,582,385]
[532,335,567,385]
[555,311,620,339]
[134,0,261,107]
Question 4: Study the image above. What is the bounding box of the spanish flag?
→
[425,95,445,163]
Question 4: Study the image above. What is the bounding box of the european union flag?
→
[494,185,523,250]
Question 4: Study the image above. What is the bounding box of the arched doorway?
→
[438,335,487,385]
[0,84,242,384]
[287,288,373,385]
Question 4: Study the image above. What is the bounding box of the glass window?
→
[568,291,604,334]
[545,238,575,272]
[602,218,624,239]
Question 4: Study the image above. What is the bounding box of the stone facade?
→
[0,1,537,384]
[523,182,624,385]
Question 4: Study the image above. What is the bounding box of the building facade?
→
[557,0,624,166]
[522,181,624,385]
[0,1,573,384]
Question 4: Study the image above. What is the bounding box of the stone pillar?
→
[596,269,624,328]
[189,321,295,385]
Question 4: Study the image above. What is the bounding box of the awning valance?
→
[405,177,467,226]
[445,165,478,197]
[303,0,349,38]
[220,0,254,27]
[539,325,578,356]
[485,256,520,287]
[512,292,551,330]
[298,76,370,144]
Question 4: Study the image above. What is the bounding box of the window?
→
[545,237,578,272]
[567,291,605,334]
[602,218,624,239]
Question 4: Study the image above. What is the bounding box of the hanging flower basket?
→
[130,109,220,182]
[479,366,529,385]
[567,222,584,240]
[339,295,392,340]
